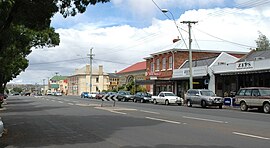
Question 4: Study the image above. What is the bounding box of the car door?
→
[158,93,165,103]
[192,90,200,105]
[244,89,252,106]
[251,89,263,106]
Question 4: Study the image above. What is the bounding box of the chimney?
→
[99,65,103,75]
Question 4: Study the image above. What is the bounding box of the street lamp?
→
[161,9,194,89]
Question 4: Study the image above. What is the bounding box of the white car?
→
[0,117,4,137]
[151,91,183,105]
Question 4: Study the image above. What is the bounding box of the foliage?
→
[13,87,22,93]
[255,31,270,51]
[0,0,110,93]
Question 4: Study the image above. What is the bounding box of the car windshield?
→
[259,89,270,96]
[200,90,215,96]
[164,92,175,96]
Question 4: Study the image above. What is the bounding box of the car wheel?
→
[240,102,248,111]
[219,105,222,109]
[134,99,137,103]
[165,100,169,105]
[201,100,206,108]
[187,100,192,107]
[122,98,126,102]
[153,99,157,104]
[177,103,182,106]
[140,99,144,103]
[263,103,270,113]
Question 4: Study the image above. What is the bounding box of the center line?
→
[182,116,228,124]
[145,117,181,124]
[233,132,270,140]
[140,110,160,114]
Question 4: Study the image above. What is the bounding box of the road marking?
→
[233,132,270,140]
[51,100,55,102]
[140,110,160,114]
[145,117,182,125]
[68,103,74,105]
[182,116,228,124]
[109,110,127,115]
[58,101,63,103]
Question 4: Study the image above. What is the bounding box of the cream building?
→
[68,65,109,95]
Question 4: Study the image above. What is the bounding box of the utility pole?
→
[87,48,94,93]
[181,21,198,89]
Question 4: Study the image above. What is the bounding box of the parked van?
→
[234,87,270,113]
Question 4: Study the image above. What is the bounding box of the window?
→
[96,77,99,83]
[238,89,246,96]
[150,62,154,72]
[169,56,173,69]
[156,59,160,71]
[252,89,260,96]
[162,58,166,70]
[244,89,252,96]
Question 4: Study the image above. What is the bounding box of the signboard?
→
[236,61,254,70]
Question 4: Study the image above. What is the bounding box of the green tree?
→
[255,31,270,51]
[13,87,22,93]
[0,0,110,93]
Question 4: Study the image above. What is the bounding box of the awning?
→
[135,80,155,85]
[218,69,270,76]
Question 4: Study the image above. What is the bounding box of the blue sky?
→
[10,0,270,84]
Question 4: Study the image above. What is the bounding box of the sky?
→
[10,0,270,84]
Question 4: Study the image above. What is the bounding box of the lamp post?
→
[161,9,197,89]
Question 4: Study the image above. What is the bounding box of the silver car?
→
[185,89,223,109]
[0,117,4,137]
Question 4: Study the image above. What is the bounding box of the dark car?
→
[80,92,89,98]
[134,92,152,103]
[0,94,5,108]
[116,91,134,102]
[234,87,270,113]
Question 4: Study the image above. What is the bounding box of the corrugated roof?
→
[51,76,68,81]
[238,50,270,62]
[181,56,218,68]
[117,61,146,74]
[108,73,120,78]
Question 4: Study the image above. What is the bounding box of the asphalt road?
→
[0,95,270,148]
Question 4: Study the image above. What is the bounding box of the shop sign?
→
[236,61,254,70]
[147,71,161,76]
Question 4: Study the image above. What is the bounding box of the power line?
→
[151,0,188,49]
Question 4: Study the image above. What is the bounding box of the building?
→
[108,73,120,90]
[117,61,146,87]
[68,65,109,95]
[172,52,239,98]
[212,50,270,97]
[49,75,68,95]
[142,40,246,95]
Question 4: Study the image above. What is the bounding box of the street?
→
[0,95,270,148]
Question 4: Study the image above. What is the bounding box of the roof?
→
[181,56,218,68]
[108,73,120,78]
[117,61,146,74]
[51,76,68,81]
[238,50,270,62]
[146,40,249,58]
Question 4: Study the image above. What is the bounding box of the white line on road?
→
[51,100,55,102]
[145,117,182,125]
[58,101,63,103]
[182,116,228,124]
[68,103,74,105]
[140,110,160,114]
[233,132,270,140]
[109,110,127,115]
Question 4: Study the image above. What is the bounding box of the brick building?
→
[142,41,246,95]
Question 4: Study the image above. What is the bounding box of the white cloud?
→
[10,6,270,84]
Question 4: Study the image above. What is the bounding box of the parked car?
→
[95,92,106,99]
[0,117,4,137]
[151,91,183,105]
[185,89,223,108]
[21,92,31,96]
[88,92,98,99]
[234,87,270,113]
[81,92,89,98]
[134,92,152,103]
[116,91,134,102]
[0,94,4,108]
[53,92,62,96]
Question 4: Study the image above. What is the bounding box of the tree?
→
[13,87,22,93]
[0,0,110,93]
[255,31,270,51]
